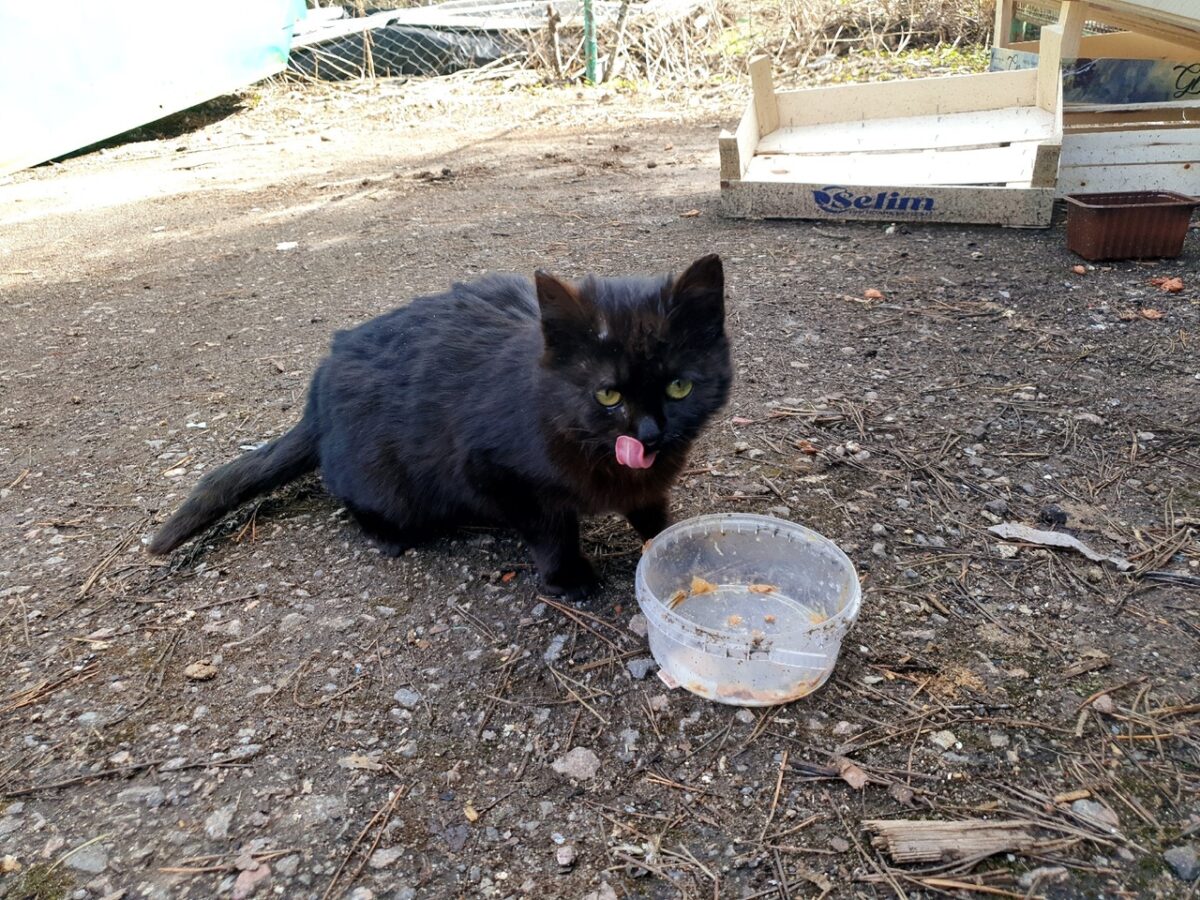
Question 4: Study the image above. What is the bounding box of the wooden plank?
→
[1059,1,1087,58]
[718,133,741,182]
[756,106,1057,156]
[1038,24,1066,112]
[721,179,1055,227]
[1061,126,1200,163]
[743,142,1045,187]
[996,0,1017,47]
[1057,159,1200,193]
[1009,29,1199,59]
[720,100,760,182]
[1091,0,1198,32]
[774,70,1038,127]
[1066,103,1200,130]
[1056,126,1200,193]
[749,55,779,137]
[1032,139,1064,186]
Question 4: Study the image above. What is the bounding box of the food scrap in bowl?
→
[749,583,777,594]
[690,576,718,595]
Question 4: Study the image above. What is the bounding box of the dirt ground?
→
[1,75,1198,900]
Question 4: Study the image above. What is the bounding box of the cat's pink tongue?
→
[615,435,656,469]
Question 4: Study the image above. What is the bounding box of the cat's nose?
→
[636,418,663,451]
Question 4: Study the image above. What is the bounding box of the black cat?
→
[149,254,732,599]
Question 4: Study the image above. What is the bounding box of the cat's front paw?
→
[539,558,599,603]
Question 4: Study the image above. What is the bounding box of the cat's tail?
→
[147,420,318,555]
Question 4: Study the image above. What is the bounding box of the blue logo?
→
[812,186,935,215]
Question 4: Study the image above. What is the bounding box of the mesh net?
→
[288,1,717,83]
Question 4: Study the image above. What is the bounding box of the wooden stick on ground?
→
[864,818,1037,864]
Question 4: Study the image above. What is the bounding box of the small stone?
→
[274,854,300,877]
[996,543,1019,559]
[895,498,910,510]
[983,499,1009,516]
[202,619,242,638]
[543,634,568,663]
[232,862,270,899]
[830,837,850,853]
[832,721,856,736]
[392,688,422,709]
[1136,431,1156,442]
[1072,798,1119,828]
[346,889,374,900]
[1092,693,1114,714]
[930,730,957,750]
[735,709,756,724]
[1085,566,1104,584]
[1018,866,1069,889]
[582,883,618,900]
[116,785,166,808]
[76,711,100,726]
[185,661,218,681]
[369,847,403,869]
[205,803,236,840]
[870,542,887,558]
[989,732,1009,748]
[627,614,648,637]
[64,844,108,873]
[767,505,790,518]
[556,845,577,867]
[625,658,656,680]
[870,523,887,536]
[279,613,307,633]
[551,747,600,780]
[1164,845,1199,881]
[1074,412,1104,426]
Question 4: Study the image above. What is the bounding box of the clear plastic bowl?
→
[635,513,861,706]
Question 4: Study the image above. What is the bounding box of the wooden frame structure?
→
[995,0,1200,51]
[993,0,1200,195]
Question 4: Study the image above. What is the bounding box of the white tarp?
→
[0,0,305,176]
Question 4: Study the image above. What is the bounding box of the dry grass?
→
[524,0,996,87]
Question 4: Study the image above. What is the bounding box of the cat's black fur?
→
[148,254,732,599]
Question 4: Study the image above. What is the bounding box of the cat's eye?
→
[595,388,622,407]
[666,379,693,400]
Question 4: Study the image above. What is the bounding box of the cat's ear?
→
[536,270,592,356]
[669,254,725,342]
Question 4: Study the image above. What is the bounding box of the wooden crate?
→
[719,54,1064,226]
